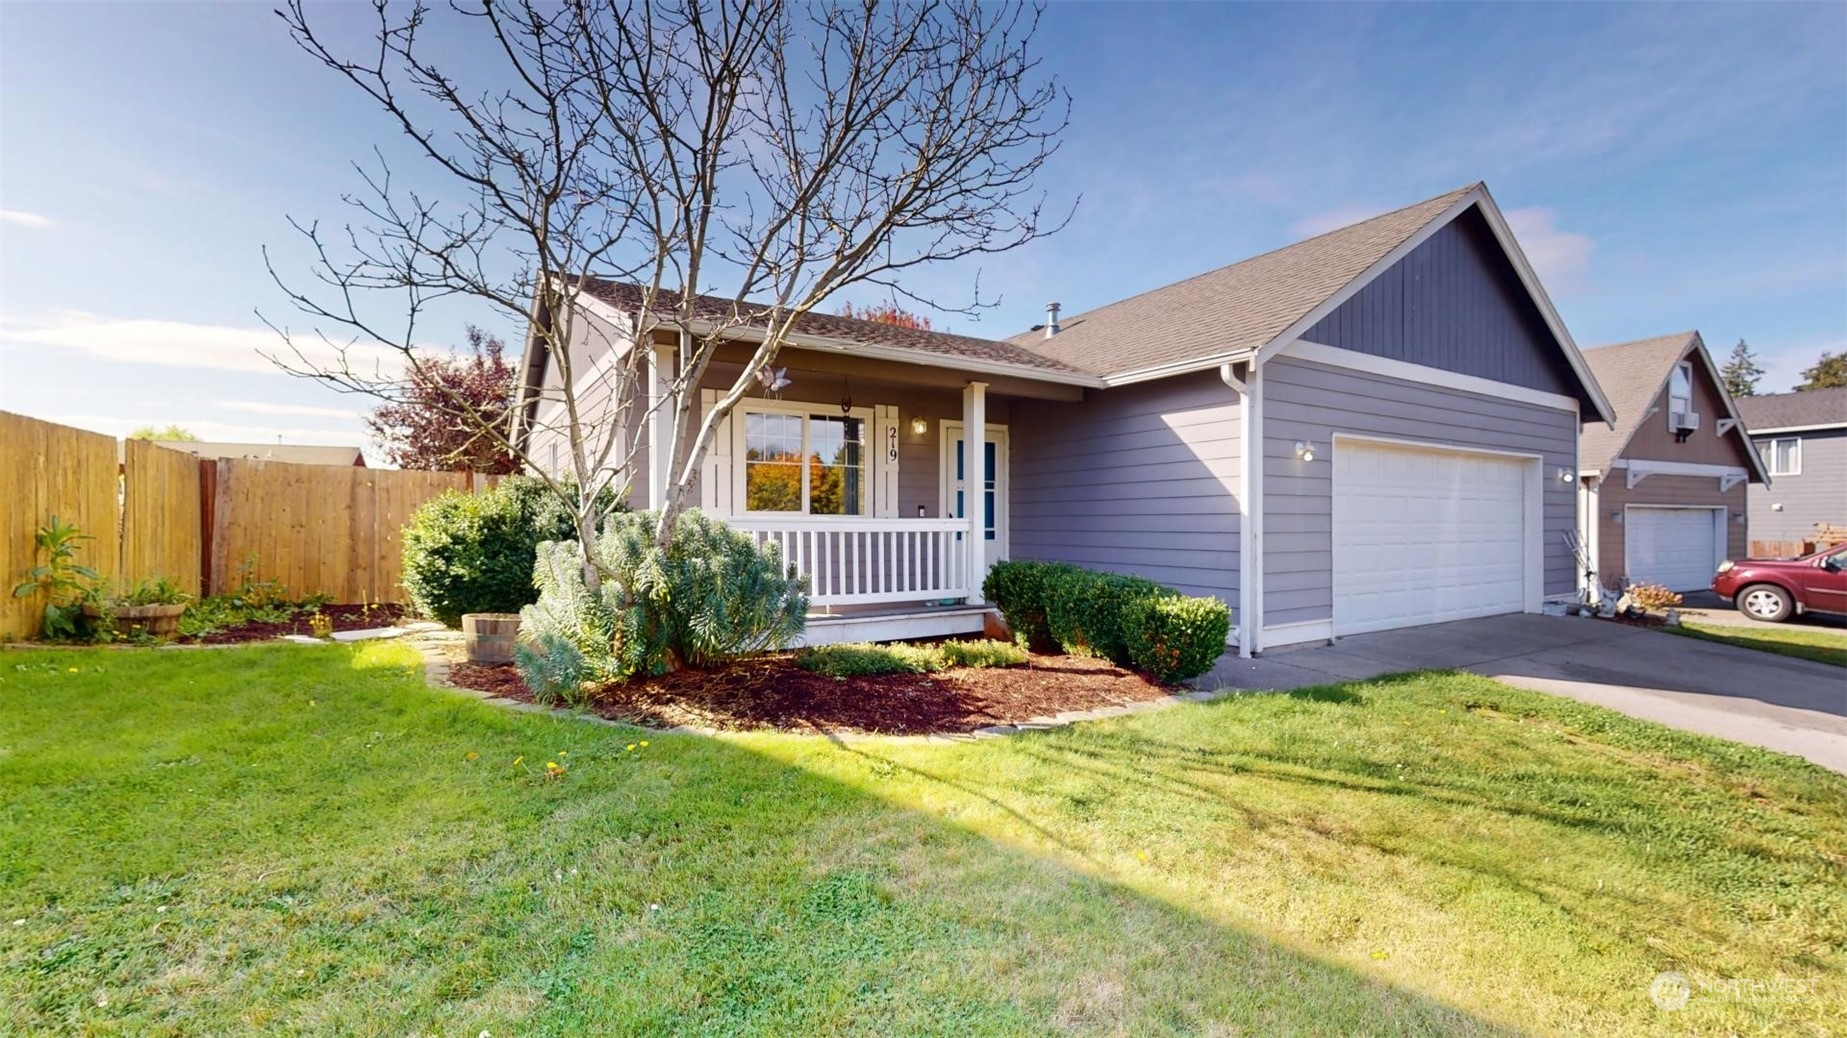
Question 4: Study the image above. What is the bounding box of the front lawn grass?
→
[1665,618,1847,667]
[3,644,1842,1036]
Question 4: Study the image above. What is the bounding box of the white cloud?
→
[1503,207,1595,295]
[221,400,361,420]
[0,210,54,230]
[0,312,403,377]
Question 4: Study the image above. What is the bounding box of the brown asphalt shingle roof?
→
[1578,332,1701,473]
[578,280,1094,379]
[1003,183,1482,377]
[1734,386,1847,432]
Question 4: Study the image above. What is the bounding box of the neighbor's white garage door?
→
[1625,507,1721,592]
[1333,440,1531,636]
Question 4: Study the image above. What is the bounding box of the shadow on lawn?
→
[2,644,1523,1037]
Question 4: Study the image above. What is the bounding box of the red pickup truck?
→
[1711,544,1847,623]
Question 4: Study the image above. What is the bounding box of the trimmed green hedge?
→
[1123,595,1232,683]
[982,558,1231,681]
[797,639,1028,678]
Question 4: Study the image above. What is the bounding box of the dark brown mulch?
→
[447,652,1175,735]
[180,603,413,645]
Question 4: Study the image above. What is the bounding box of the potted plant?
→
[87,577,193,640]
[11,516,102,640]
[1618,583,1683,624]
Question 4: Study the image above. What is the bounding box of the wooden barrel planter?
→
[462,613,523,664]
[85,603,187,640]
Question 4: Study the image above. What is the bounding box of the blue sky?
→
[2,2,1842,457]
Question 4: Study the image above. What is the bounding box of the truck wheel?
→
[1738,584,1794,623]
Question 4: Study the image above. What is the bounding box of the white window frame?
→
[1762,436,1801,477]
[731,398,877,517]
[1666,360,1693,427]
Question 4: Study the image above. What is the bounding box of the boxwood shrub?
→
[983,558,1231,680]
[982,559,1078,650]
[1122,594,1232,682]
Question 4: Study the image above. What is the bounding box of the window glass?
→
[744,412,804,511]
[1761,437,1800,476]
[806,415,864,516]
[1668,363,1693,415]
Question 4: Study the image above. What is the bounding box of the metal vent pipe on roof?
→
[1044,301,1061,338]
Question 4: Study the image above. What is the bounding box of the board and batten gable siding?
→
[1304,208,1584,404]
[1262,356,1578,626]
[1619,356,1757,468]
[1593,474,1746,585]
[527,304,648,505]
[1009,370,1241,603]
[1748,427,1847,543]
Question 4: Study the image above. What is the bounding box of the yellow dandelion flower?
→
[547,761,558,769]
[639,741,648,748]
[1371,949,1389,961]
[559,750,567,757]
[67,667,79,673]
[513,755,524,766]
[626,744,636,752]
[464,751,479,761]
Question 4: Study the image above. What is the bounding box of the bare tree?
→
[265,0,1069,585]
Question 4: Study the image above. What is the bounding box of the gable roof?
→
[538,182,1613,422]
[1005,184,1479,378]
[1577,331,1766,482]
[1734,386,1847,433]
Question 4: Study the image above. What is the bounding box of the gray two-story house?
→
[1736,387,1847,556]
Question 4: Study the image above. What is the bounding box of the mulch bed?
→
[179,603,412,645]
[447,651,1176,735]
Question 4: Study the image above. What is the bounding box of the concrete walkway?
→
[1202,614,1847,774]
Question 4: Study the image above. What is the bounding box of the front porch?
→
[639,340,1083,642]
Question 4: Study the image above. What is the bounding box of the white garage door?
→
[1625,507,1720,592]
[1333,440,1532,636]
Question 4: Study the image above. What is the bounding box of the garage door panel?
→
[1625,508,1719,592]
[1334,441,1530,636]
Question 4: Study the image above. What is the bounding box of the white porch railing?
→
[727,517,972,606]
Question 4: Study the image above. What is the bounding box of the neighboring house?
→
[1576,332,1768,596]
[148,440,367,467]
[513,182,1615,653]
[1735,386,1847,555]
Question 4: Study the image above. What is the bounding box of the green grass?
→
[1665,619,1847,667]
[3,645,1843,1036]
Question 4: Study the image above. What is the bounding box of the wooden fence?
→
[1,413,122,641]
[3,411,497,639]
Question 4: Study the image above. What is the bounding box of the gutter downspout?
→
[1221,361,1258,658]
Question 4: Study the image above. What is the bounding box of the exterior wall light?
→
[1294,441,1317,462]
[1558,468,1576,484]
[910,415,929,436]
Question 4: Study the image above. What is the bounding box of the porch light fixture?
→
[1293,441,1317,462]
[910,415,929,436]
[1558,468,1576,484]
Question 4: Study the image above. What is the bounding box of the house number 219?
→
[885,425,899,463]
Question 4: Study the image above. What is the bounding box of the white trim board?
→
[1261,618,1334,650]
[1749,423,1847,436]
[1280,339,1581,413]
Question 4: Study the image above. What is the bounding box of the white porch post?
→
[962,380,988,602]
[646,341,673,510]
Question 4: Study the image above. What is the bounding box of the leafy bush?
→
[515,510,808,699]
[938,638,1028,668]
[1043,566,1172,665]
[402,477,620,627]
[797,642,944,677]
[1122,595,1231,682]
[11,516,103,641]
[982,560,1076,651]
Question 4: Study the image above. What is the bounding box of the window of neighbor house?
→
[1667,361,1693,425]
[742,409,865,515]
[1761,437,1801,477]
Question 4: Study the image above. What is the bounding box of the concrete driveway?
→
[1203,613,1847,774]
